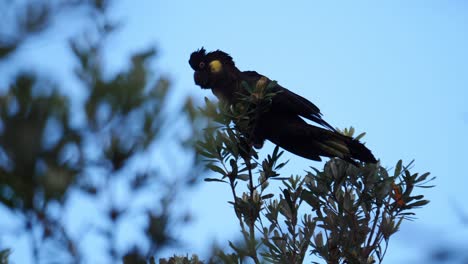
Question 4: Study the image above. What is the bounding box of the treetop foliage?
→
[194,79,434,264]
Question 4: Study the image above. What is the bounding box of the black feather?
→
[189,47,206,70]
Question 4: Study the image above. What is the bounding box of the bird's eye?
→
[199,62,205,69]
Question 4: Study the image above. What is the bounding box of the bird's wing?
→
[240,71,336,131]
[271,84,336,131]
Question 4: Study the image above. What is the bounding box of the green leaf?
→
[237,174,249,181]
[270,177,290,181]
[275,161,288,170]
[393,217,404,235]
[272,145,279,159]
[343,191,352,211]
[417,184,436,188]
[355,132,366,141]
[406,200,430,208]
[409,195,424,201]
[206,164,226,176]
[204,178,227,183]
[394,160,403,178]
[416,172,431,182]
[229,159,238,174]
[314,232,324,247]
[266,80,278,89]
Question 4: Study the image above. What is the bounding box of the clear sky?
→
[2,0,468,263]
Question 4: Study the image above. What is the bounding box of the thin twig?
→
[247,159,260,264]
[366,206,381,252]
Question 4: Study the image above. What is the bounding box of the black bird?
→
[189,48,377,164]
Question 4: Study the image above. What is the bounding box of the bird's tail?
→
[346,137,377,164]
[317,131,377,165]
[266,121,377,165]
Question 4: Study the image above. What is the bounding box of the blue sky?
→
[145,1,468,262]
[2,0,468,263]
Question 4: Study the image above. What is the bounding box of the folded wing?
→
[241,70,336,131]
[271,85,336,131]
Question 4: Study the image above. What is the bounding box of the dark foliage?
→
[0,1,204,263]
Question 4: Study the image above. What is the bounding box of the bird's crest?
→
[189,47,206,70]
[189,48,235,71]
[206,50,235,67]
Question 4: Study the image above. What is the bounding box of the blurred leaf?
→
[0,249,11,264]
[0,43,18,59]
[122,247,146,264]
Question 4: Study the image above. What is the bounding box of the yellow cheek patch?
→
[209,60,222,73]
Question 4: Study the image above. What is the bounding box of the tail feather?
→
[316,142,347,158]
[347,138,377,164]
[312,127,377,165]
[266,121,377,165]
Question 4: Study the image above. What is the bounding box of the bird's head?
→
[189,48,237,89]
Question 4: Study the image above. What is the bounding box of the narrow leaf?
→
[204,178,227,183]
